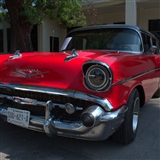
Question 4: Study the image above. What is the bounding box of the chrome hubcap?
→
[132,97,140,134]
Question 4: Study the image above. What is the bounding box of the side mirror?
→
[150,45,157,54]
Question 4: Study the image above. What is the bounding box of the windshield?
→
[61,28,142,52]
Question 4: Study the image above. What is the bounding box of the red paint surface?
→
[0,50,160,110]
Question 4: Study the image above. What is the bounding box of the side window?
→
[151,38,160,54]
[141,33,151,53]
[157,41,160,54]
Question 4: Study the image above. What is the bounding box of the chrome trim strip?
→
[74,92,113,111]
[0,83,113,111]
[100,105,128,122]
[0,84,72,96]
[113,67,160,86]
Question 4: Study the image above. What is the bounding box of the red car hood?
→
[0,50,127,93]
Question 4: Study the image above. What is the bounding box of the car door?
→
[141,32,160,99]
[152,38,160,88]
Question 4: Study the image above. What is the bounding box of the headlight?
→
[84,63,112,92]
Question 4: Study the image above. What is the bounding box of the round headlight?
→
[85,64,112,91]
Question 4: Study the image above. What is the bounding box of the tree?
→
[0,0,86,52]
[85,0,99,25]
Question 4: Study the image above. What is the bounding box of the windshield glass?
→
[61,28,142,52]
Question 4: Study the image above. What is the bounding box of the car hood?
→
[0,50,130,94]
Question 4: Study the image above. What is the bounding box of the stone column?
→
[125,0,137,25]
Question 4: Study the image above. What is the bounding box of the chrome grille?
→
[0,87,93,107]
[1,98,45,116]
[0,85,94,118]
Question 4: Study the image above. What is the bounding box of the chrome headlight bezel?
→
[83,61,113,92]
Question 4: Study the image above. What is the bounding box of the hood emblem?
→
[12,68,49,78]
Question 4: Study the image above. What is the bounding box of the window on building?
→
[50,37,59,52]
[31,25,38,51]
[0,29,4,52]
[7,28,11,53]
[114,22,125,24]
[149,19,160,42]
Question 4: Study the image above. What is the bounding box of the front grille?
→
[1,98,45,116]
[0,86,94,118]
[1,87,72,102]
[0,87,93,107]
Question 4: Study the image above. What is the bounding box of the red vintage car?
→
[0,24,160,144]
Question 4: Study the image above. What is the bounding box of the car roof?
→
[68,24,154,38]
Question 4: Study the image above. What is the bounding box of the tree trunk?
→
[5,0,33,53]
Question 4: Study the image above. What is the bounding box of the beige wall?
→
[38,18,67,52]
[138,7,160,30]
[89,11,125,25]
[86,6,160,29]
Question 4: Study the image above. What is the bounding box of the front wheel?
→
[112,88,140,144]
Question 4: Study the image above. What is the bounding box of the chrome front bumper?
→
[0,104,127,141]
[0,83,127,140]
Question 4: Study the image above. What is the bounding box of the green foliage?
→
[0,0,8,23]
[46,0,86,27]
[0,0,86,27]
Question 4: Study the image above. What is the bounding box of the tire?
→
[112,88,140,144]
[152,88,160,98]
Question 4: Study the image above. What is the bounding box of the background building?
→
[0,0,160,53]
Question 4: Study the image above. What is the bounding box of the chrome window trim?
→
[66,25,144,54]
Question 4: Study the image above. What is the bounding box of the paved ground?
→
[0,98,160,160]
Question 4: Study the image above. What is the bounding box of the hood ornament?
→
[12,68,49,78]
[64,49,78,62]
[9,50,22,59]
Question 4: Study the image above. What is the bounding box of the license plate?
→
[7,108,30,128]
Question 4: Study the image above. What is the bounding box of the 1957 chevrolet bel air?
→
[0,24,160,144]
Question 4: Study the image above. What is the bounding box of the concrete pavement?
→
[0,98,160,160]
